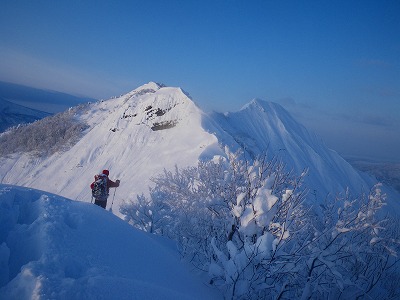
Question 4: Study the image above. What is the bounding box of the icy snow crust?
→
[0,184,221,299]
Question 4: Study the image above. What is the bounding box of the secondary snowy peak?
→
[241,98,279,111]
[216,99,317,156]
[241,98,291,118]
[211,99,374,198]
[240,99,301,129]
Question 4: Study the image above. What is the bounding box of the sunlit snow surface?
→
[0,184,221,300]
[0,82,377,217]
[0,82,221,217]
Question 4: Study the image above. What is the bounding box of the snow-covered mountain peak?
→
[115,83,198,121]
[242,98,266,109]
[232,99,302,140]
[82,82,201,136]
[212,98,375,198]
[130,81,166,96]
[242,99,290,119]
[115,84,202,132]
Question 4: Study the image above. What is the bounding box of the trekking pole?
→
[110,187,117,210]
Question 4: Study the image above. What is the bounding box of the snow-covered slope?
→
[208,99,374,198]
[0,98,50,132]
[0,82,377,215]
[0,184,221,299]
[0,82,221,215]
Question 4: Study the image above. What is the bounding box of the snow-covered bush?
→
[297,185,400,300]
[121,151,400,299]
[0,105,88,156]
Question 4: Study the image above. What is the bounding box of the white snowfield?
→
[0,184,221,299]
[0,82,377,216]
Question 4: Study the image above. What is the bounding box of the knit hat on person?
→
[102,170,109,176]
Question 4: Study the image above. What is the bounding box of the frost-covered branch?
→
[120,150,399,299]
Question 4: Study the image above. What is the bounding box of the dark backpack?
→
[92,174,108,200]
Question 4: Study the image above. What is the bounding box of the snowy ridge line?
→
[0,81,393,219]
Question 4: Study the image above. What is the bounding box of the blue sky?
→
[0,0,399,161]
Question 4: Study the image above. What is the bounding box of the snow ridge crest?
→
[125,82,166,98]
[242,98,286,115]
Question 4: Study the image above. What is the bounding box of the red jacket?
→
[90,175,120,195]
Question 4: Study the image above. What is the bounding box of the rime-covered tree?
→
[0,105,88,156]
[121,150,400,299]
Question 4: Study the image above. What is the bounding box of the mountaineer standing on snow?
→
[90,169,120,209]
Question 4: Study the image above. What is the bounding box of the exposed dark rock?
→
[151,120,178,131]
